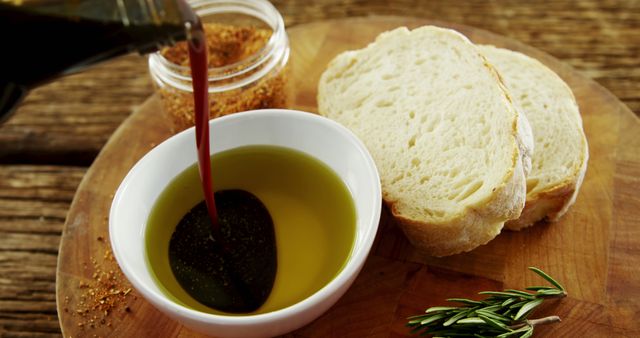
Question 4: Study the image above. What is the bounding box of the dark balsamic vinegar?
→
[166,20,277,313]
[146,145,356,315]
[186,20,219,227]
[168,190,276,313]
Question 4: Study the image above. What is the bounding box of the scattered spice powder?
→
[157,23,291,132]
[65,237,134,331]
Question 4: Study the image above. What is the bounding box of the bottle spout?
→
[128,0,200,53]
[174,0,200,27]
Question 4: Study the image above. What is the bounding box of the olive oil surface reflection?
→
[145,145,356,315]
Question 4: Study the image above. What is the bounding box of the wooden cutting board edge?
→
[55,16,640,337]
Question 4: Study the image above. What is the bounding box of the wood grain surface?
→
[0,0,638,165]
[53,16,640,337]
[0,1,639,337]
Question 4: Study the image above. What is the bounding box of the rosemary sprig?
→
[407,267,566,337]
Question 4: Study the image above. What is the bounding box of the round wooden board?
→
[57,16,640,337]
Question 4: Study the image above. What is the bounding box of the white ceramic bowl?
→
[109,109,381,337]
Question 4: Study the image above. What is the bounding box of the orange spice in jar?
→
[149,0,290,132]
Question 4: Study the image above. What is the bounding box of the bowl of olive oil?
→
[109,109,381,337]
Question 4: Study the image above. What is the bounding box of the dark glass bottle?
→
[0,0,197,122]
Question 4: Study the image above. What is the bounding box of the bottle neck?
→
[117,0,200,53]
[1,0,197,76]
[0,0,197,121]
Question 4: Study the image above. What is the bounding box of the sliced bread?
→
[478,45,589,230]
[318,26,532,256]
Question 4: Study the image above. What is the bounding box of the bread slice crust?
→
[478,45,589,230]
[393,146,526,256]
[506,157,587,230]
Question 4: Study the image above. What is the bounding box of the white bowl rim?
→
[109,109,381,325]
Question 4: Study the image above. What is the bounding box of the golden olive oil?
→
[145,145,356,315]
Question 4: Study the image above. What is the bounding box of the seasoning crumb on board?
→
[65,236,134,331]
[157,23,290,132]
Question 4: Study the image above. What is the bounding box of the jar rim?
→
[149,0,288,93]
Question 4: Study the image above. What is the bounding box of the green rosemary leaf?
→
[496,330,520,338]
[520,327,535,338]
[457,317,485,325]
[443,310,470,326]
[426,306,458,313]
[476,309,511,323]
[407,267,565,336]
[501,298,517,307]
[528,267,565,291]
[479,304,503,313]
[420,313,448,325]
[536,289,567,297]
[479,291,534,300]
[496,325,531,337]
[475,334,499,338]
[525,286,555,291]
[514,298,544,321]
[478,314,512,332]
[407,314,428,321]
[477,291,511,298]
[447,298,485,306]
[504,289,536,298]
[407,317,425,325]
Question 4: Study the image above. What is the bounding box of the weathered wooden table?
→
[1,1,638,337]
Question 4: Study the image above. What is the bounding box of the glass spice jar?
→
[149,0,291,132]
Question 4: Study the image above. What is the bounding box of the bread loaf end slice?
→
[479,45,588,230]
